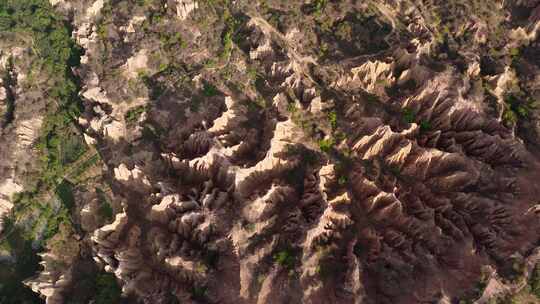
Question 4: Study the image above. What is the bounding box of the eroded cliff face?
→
[5,0,540,303]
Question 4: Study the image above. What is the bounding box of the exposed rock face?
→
[114,163,152,190]
[175,0,198,20]
[0,178,20,232]
[7,0,540,303]
[122,49,149,80]
[24,253,74,304]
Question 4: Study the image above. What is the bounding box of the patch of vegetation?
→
[55,180,75,210]
[202,82,219,97]
[0,1,88,301]
[94,273,122,304]
[303,0,328,16]
[136,0,153,6]
[96,22,109,41]
[244,222,256,232]
[419,120,432,132]
[0,0,86,187]
[529,262,540,298]
[284,144,320,167]
[386,164,401,178]
[317,42,330,59]
[140,73,166,100]
[220,10,245,61]
[191,285,208,301]
[274,248,296,269]
[125,105,147,125]
[502,92,534,125]
[221,26,235,60]
[286,101,297,114]
[503,109,519,125]
[96,188,114,222]
[41,204,71,241]
[509,47,521,66]
[318,138,334,153]
[202,58,216,69]
[195,262,208,274]
[36,115,87,186]
[159,32,186,52]
[328,110,337,130]
[401,108,416,124]
[246,66,260,83]
[69,154,100,181]
[60,135,87,165]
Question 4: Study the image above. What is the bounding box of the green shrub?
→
[159,32,186,51]
[274,248,295,269]
[203,83,219,97]
[318,138,334,153]
[509,47,520,58]
[42,207,71,240]
[419,120,432,132]
[284,144,319,167]
[220,10,243,60]
[125,105,147,124]
[328,111,337,130]
[312,0,328,16]
[191,285,208,301]
[402,108,416,123]
[503,109,518,125]
[287,102,297,114]
[503,93,531,125]
[55,181,75,210]
[96,188,113,219]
